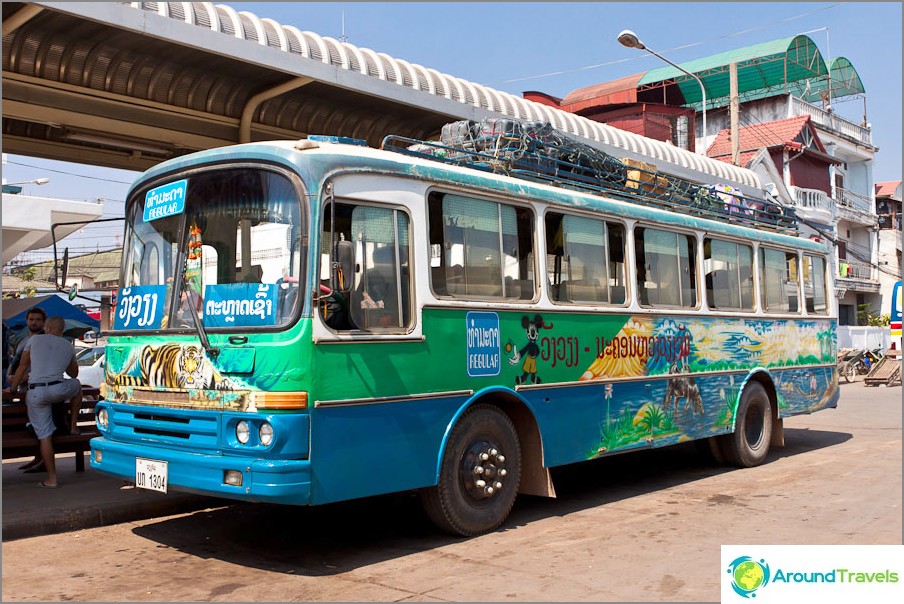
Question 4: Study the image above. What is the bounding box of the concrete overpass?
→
[1,190,104,264]
[2,1,765,191]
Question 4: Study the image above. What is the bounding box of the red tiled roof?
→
[706,115,818,157]
[875,181,902,198]
[710,150,761,169]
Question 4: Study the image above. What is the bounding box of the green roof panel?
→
[828,57,866,96]
[637,35,833,109]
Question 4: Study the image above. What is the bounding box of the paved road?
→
[2,381,900,602]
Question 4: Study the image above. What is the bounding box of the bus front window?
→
[118,168,304,332]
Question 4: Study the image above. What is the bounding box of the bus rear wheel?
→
[719,382,773,468]
[421,404,521,537]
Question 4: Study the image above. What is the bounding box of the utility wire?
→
[4,159,135,184]
[495,3,846,85]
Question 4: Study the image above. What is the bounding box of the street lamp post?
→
[2,177,50,193]
[617,29,707,154]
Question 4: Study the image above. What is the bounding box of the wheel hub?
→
[461,441,507,500]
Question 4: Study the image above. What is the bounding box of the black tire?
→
[695,436,728,466]
[842,361,856,383]
[719,382,773,468]
[421,404,521,536]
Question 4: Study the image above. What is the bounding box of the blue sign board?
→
[891,281,902,324]
[144,179,187,222]
[466,311,500,377]
[204,283,278,328]
[114,285,167,330]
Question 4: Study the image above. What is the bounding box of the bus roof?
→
[133,139,827,254]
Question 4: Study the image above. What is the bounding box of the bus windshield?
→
[116,167,304,332]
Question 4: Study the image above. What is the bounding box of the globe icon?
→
[733,560,765,592]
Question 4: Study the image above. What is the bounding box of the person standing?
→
[5,316,82,488]
[2,322,10,389]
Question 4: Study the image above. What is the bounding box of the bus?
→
[891,280,902,352]
[90,122,838,536]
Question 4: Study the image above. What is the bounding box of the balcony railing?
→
[791,97,873,146]
[837,258,880,293]
[838,258,872,280]
[835,186,876,225]
[788,186,835,219]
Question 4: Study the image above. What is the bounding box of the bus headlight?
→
[259,422,274,447]
[97,408,109,429]
[236,420,250,444]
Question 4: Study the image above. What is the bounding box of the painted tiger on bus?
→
[111,344,235,390]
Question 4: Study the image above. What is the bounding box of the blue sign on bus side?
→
[466,311,501,377]
[144,179,187,222]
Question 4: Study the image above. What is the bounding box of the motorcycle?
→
[837,348,884,383]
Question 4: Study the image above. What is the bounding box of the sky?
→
[2,1,901,264]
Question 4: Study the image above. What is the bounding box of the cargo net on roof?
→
[382,118,797,234]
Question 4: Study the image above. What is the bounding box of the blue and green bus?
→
[90,126,837,535]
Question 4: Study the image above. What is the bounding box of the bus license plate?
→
[135,458,168,493]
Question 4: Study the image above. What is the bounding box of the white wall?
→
[837,326,890,352]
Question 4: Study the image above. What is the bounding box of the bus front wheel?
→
[421,404,522,537]
[719,382,773,468]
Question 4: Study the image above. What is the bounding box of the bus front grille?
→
[110,405,220,450]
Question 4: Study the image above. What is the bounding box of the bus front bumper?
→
[89,437,312,505]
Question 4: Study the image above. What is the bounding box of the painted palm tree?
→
[604,383,613,428]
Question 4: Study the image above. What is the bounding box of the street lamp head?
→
[4,177,50,186]
[617,29,645,50]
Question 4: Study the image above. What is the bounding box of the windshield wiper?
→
[182,274,219,357]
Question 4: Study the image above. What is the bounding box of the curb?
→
[1,494,223,541]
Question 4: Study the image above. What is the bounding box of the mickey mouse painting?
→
[509,314,545,385]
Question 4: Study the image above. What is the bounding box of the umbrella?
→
[61,319,96,340]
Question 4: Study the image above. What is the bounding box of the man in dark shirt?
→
[5,317,82,488]
[6,307,46,386]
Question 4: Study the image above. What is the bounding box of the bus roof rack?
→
[381,118,799,235]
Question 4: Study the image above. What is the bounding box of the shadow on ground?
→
[132,426,851,575]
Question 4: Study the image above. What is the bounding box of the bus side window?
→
[705,238,754,311]
[608,224,627,304]
[635,226,697,308]
[428,192,534,301]
[803,255,828,314]
[545,212,626,305]
[760,247,800,313]
[545,213,565,301]
[321,202,411,332]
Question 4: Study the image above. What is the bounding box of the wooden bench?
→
[2,387,102,472]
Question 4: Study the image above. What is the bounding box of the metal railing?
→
[838,258,874,281]
[835,186,876,224]
[791,97,872,146]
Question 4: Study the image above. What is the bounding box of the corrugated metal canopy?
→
[1,1,763,190]
[636,35,865,110]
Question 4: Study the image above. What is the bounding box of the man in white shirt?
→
[6,316,83,488]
